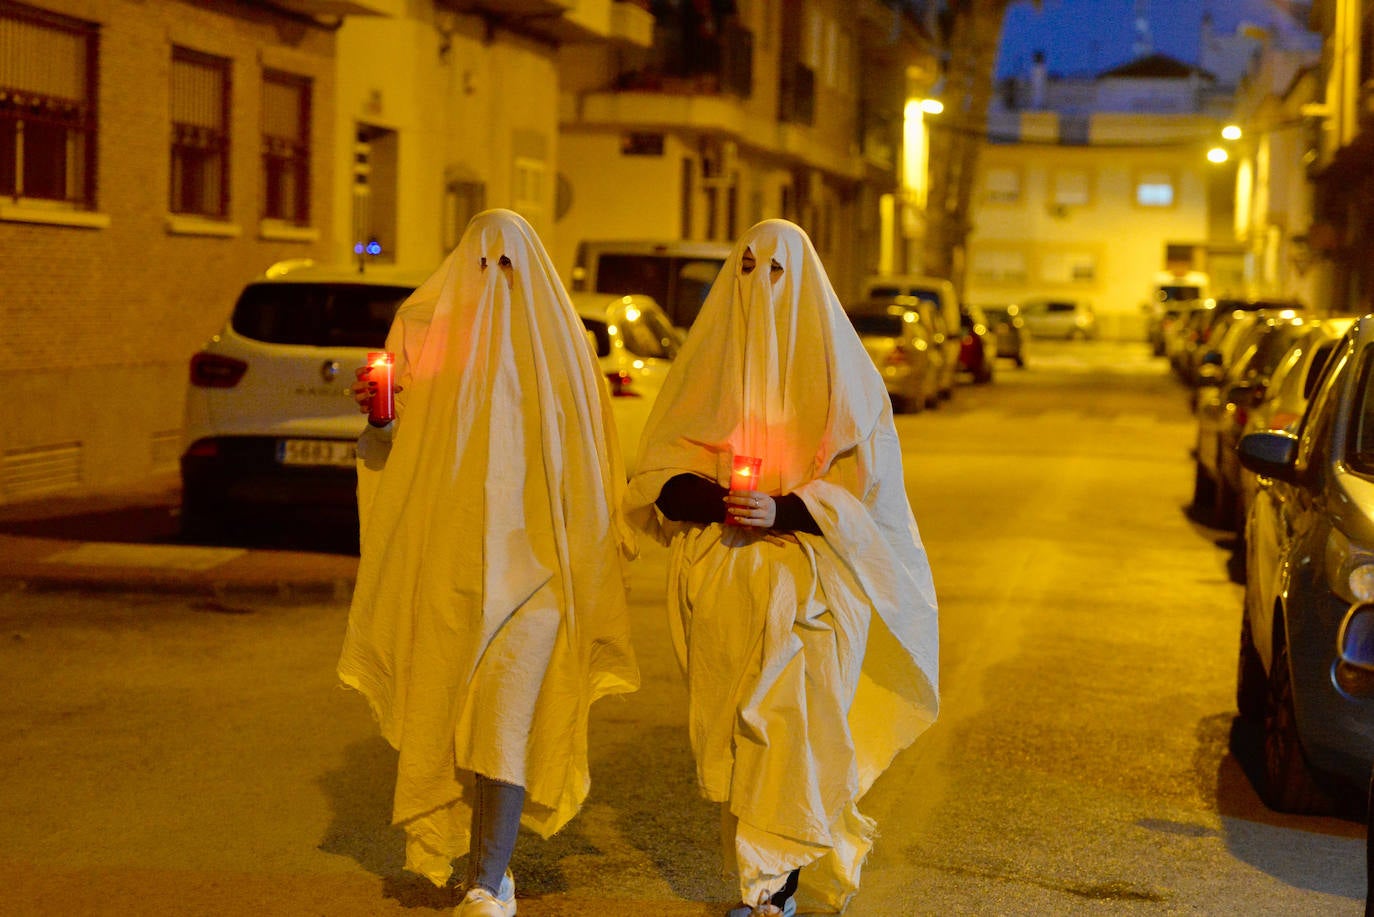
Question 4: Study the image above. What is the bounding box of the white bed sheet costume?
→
[338,209,639,887]
[624,220,939,914]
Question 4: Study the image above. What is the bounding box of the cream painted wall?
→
[550,132,688,279]
[335,12,560,271]
[968,143,1212,338]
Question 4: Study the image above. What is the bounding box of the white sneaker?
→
[454,871,515,917]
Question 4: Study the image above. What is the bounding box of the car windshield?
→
[231,282,412,347]
[595,255,725,329]
[1159,285,1202,301]
[1232,323,1305,381]
[848,313,905,336]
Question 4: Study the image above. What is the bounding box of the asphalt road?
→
[0,340,1364,916]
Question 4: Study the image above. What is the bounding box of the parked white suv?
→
[570,292,681,471]
[180,262,676,536]
[179,261,429,536]
[1017,297,1098,340]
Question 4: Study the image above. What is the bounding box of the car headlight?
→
[1325,528,1374,603]
[1351,565,1374,602]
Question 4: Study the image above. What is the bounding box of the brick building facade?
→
[0,0,335,500]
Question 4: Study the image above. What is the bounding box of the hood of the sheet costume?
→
[624,219,939,911]
[624,219,886,504]
[338,209,638,881]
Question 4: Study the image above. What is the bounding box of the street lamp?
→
[1207,147,1230,164]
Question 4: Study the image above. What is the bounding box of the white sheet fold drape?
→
[339,209,638,886]
[625,219,938,912]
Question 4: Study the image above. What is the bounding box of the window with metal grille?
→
[0,1,98,207]
[261,69,310,224]
[170,46,230,218]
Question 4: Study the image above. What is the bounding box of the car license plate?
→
[277,439,356,467]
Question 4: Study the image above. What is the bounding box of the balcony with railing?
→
[613,13,754,98]
[431,0,653,46]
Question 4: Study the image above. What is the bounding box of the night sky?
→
[996,0,1316,78]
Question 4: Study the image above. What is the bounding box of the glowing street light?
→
[1207,147,1230,164]
[1221,124,1243,141]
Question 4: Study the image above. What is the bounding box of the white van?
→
[571,239,732,330]
[862,274,962,335]
[1152,269,1210,305]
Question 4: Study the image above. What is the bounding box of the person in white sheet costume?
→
[624,220,939,917]
[339,209,638,917]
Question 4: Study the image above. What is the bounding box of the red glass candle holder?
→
[730,454,762,492]
[367,351,395,424]
[726,454,761,525]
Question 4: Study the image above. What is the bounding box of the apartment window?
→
[513,156,546,234]
[1134,169,1175,207]
[1039,250,1098,284]
[170,47,230,218]
[0,2,98,207]
[802,6,821,71]
[442,177,485,254]
[262,69,311,224]
[970,249,1029,284]
[983,166,1022,204]
[1051,167,1091,207]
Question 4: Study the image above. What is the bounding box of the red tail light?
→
[185,438,219,458]
[606,370,640,397]
[1269,411,1300,431]
[885,345,911,368]
[190,352,248,388]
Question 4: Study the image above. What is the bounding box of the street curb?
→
[0,534,359,604]
[0,572,357,603]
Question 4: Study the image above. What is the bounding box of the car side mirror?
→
[1236,431,1298,482]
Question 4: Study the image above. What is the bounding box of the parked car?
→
[1147,300,1197,358]
[180,262,672,536]
[980,303,1028,368]
[1190,309,1307,529]
[1166,299,1214,379]
[569,238,730,331]
[1180,298,1305,388]
[570,292,680,470]
[180,262,427,535]
[845,300,940,413]
[1235,314,1374,813]
[862,275,962,398]
[1017,297,1098,340]
[1235,316,1355,517]
[957,302,996,384]
[1145,270,1210,355]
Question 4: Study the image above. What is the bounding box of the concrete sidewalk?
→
[0,473,358,601]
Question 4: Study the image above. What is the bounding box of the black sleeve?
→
[655,473,728,524]
[654,472,822,535]
[773,493,822,535]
